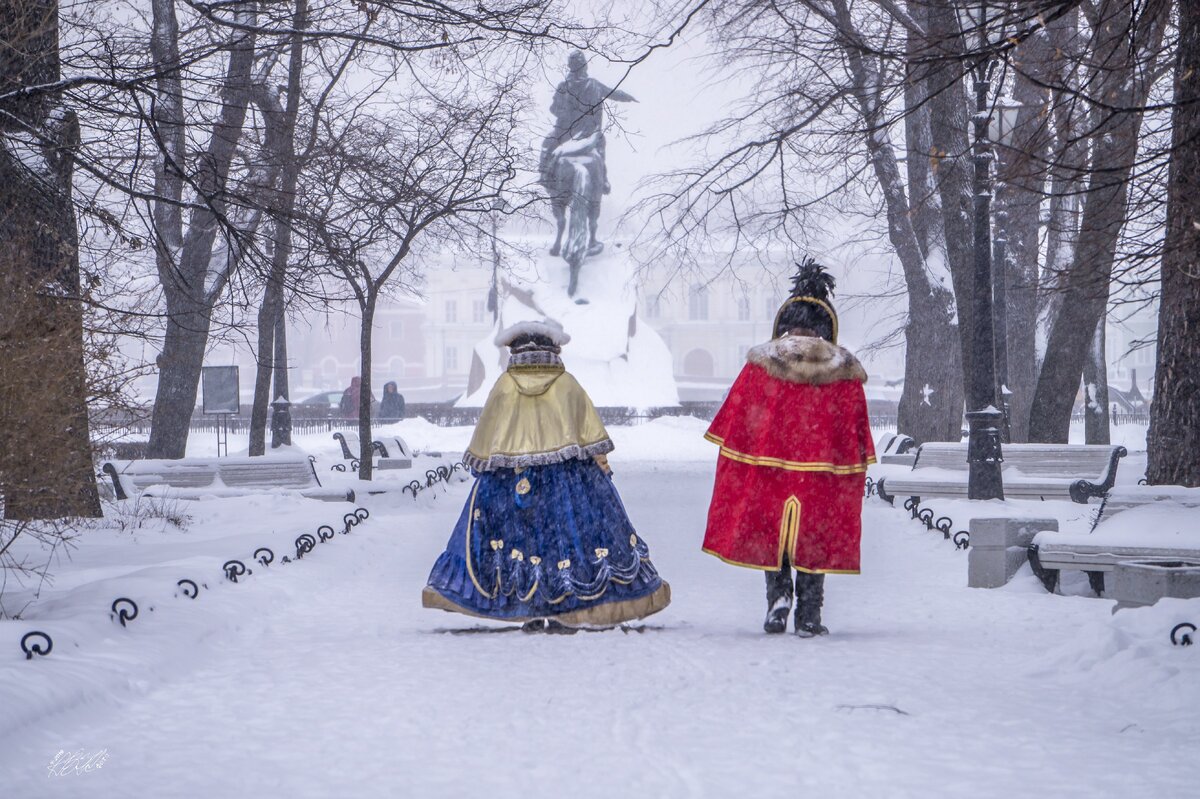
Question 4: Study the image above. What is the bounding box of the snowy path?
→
[2,462,1197,798]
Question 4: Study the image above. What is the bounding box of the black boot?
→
[794,572,829,638]
[763,559,794,634]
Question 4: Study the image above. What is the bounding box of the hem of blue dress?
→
[422,581,671,627]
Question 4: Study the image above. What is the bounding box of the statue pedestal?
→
[460,245,679,408]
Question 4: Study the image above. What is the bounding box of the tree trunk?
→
[249,0,306,455]
[1028,0,1169,443]
[271,311,290,447]
[836,0,964,443]
[0,0,102,519]
[1147,0,1200,487]
[248,277,280,456]
[147,4,258,459]
[357,299,376,481]
[1037,7,1084,358]
[996,25,1055,442]
[922,0,978,391]
[1082,319,1110,444]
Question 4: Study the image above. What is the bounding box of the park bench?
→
[373,435,415,464]
[331,432,413,471]
[102,456,354,502]
[1027,485,1200,595]
[876,442,1127,505]
[875,433,916,466]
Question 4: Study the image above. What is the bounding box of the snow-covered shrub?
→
[96,495,192,533]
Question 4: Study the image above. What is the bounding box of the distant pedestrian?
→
[380,381,406,422]
[339,376,374,417]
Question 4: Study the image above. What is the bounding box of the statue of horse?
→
[542,131,604,297]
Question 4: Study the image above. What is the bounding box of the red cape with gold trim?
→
[701,360,875,574]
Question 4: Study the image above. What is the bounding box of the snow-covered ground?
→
[2,419,1197,797]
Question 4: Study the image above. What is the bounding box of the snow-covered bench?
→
[876,443,1127,505]
[1091,484,1200,522]
[372,435,414,467]
[1027,487,1200,594]
[102,456,354,502]
[875,433,916,466]
[332,432,414,470]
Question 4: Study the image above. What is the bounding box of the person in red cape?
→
[702,259,875,636]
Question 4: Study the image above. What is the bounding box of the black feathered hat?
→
[772,257,838,342]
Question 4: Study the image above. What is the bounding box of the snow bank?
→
[1035,503,1200,550]
[1031,597,1200,710]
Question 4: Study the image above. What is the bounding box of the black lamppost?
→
[989,101,1022,444]
[955,0,1006,500]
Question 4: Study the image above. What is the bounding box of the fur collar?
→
[746,335,867,385]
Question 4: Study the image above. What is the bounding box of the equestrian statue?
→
[539,50,636,297]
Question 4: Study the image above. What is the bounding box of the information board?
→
[201,365,240,414]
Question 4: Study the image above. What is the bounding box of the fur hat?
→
[773,257,838,343]
[494,319,571,351]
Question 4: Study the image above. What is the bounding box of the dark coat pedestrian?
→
[380,381,405,422]
[339,376,374,417]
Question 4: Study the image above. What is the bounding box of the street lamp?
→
[990,99,1024,444]
[487,199,509,323]
[954,0,1007,500]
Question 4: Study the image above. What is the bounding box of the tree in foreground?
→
[1147,0,1200,487]
[0,0,101,519]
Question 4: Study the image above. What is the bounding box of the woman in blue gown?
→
[423,320,671,628]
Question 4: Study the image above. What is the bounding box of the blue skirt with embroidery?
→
[423,459,669,624]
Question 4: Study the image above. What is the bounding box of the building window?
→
[737,295,750,321]
[445,299,457,323]
[764,294,777,319]
[472,299,486,324]
[390,321,405,340]
[645,295,661,319]
[688,285,708,321]
[444,346,458,372]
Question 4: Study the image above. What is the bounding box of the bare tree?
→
[1027,0,1170,442]
[144,0,259,459]
[1147,0,1200,487]
[247,0,310,456]
[635,0,969,441]
[837,0,966,442]
[296,68,530,479]
[0,0,102,519]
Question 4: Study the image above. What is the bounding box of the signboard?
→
[201,366,240,414]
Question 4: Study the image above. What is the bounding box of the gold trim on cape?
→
[717,445,874,474]
[700,547,861,575]
[699,495,862,575]
[705,432,875,473]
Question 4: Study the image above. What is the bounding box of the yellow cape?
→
[464,365,612,470]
